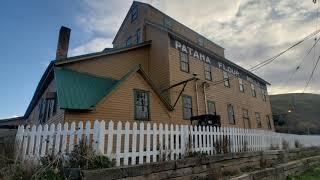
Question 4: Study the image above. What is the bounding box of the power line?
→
[249,29,320,72]
[303,54,320,92]
[283,37,320,88]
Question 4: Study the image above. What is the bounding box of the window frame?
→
[182,95,193,120]
[136,28,141,44]
[207,100,216,115]
[131,6,138,22]
[204,62,212,81]
[242,109,251,129]
[262,89,267,102]
[134,89,150,121]
[255,112,262,128]
[239,78,245,92]
[223,71,230,87]
[180,51,190,73]
[227,104,236,124]
[126,36,132,47]
[251,83,256,97]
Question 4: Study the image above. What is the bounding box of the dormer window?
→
[131,6,138,22]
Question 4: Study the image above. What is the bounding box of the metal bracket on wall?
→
[161,77,197,109]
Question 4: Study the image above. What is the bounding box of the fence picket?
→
[34,125,42,158]
[40,124,48,157]
[132,122,137,165]
[69,122,76,152]
[54,123,62,155]
[124,121,130,165]
[61,123,68,154]
[152,123,157,162]
[106,121,114,157]
[138,122,144,164]
[115,121,122,166]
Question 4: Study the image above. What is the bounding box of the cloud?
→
[70,37,113,56]
[72,0,320,94]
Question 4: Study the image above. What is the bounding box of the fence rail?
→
[15,120,320,166]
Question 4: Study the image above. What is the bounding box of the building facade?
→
[21,1,274,130]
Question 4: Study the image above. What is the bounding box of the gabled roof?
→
[55,65,173,111]
[55,41,151,66]
[55,68,118,110]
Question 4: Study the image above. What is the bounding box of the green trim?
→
[133,89,150,121]
[182,95,193,120]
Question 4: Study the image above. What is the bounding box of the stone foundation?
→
[82,148,320,180]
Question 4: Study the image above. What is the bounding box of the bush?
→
[67,140,115,170]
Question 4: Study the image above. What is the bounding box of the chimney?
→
[56,26,71,60]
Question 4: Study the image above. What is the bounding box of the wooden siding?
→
[62,47,150,80]
[168,47,274,130]
[64,72,172,124]
[26,78,65,125]
[145,24,171,100]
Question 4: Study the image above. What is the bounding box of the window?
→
[38,98,46,123]
[126,36,132,46]
[262,89,267,101]
[242,109,251,129]
[223,71,230,87]
[134,90,150,120]
[38,93,58,124]
[266,115,272,129]
[251,83,256,97]
[136,28,141,44]
[207,101,216,115]
[131,6,138,22]
[204,63,212,80]
[227,104,235,124]
[239,78,244,92]
[255,112,262,128]
[198,38,204,46]
[180,52,189,72]
[163,17,172,28]
[182,95,192,119]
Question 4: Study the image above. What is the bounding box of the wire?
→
[283,37,320,88]
[303,54,320,93]
[249,29,320,72]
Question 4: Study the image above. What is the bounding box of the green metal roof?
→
[55,68,118,110]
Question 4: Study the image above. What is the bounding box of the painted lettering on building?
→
[170,36,267,87]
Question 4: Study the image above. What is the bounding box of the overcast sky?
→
[0,0,319,118]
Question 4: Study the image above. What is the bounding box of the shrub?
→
[294,140,303,148]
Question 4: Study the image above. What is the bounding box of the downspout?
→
[203,82,208,114]
[195,79,200,115]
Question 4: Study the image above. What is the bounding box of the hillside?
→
[270,93,320,134]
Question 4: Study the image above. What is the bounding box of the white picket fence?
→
[15,120,320,166]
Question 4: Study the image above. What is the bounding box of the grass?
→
[288,165,320,180]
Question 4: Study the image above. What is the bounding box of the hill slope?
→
[270,93,320,134]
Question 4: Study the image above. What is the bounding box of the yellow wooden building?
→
[23,1,274,130]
